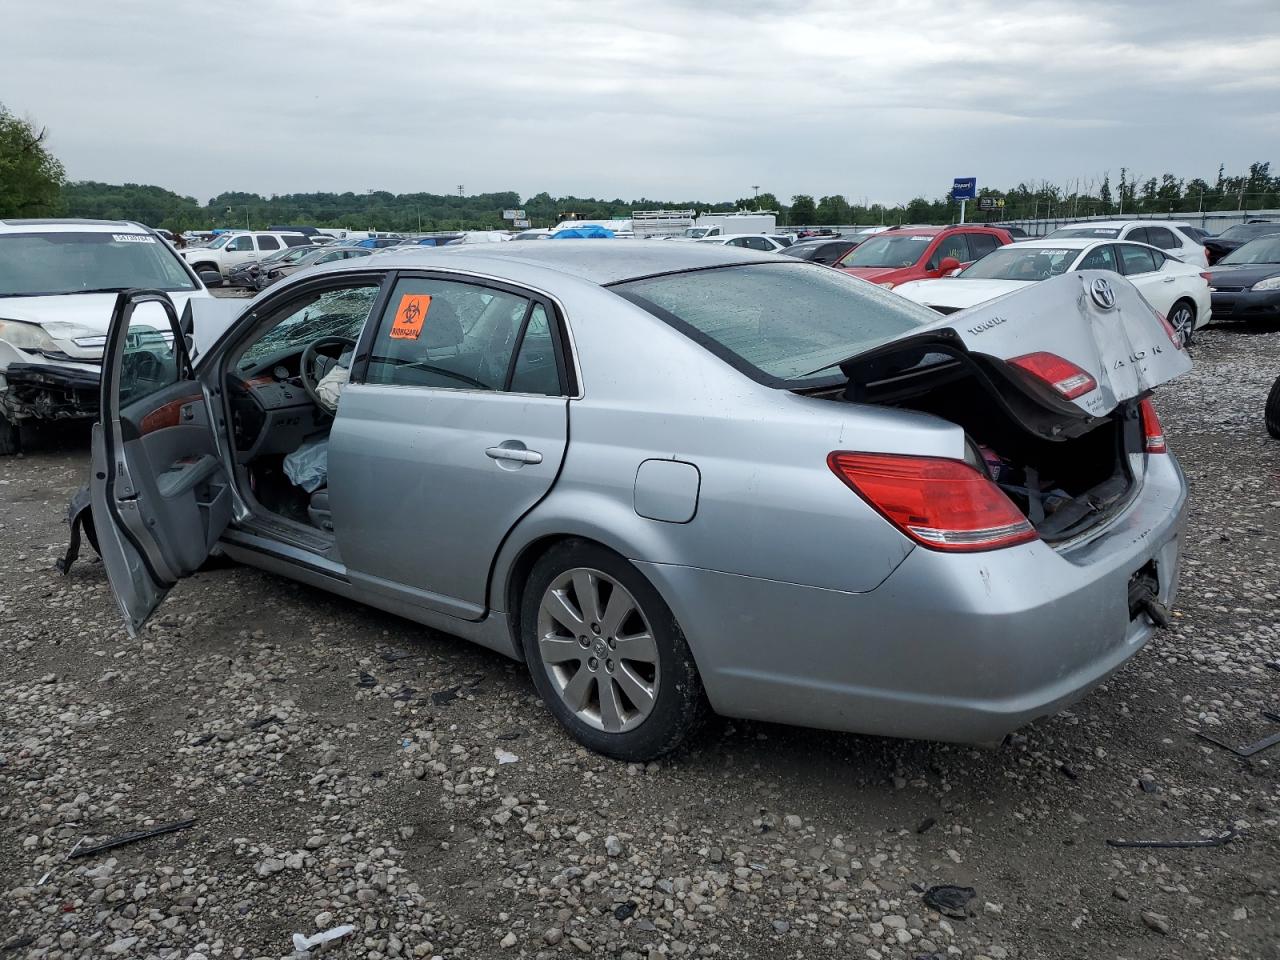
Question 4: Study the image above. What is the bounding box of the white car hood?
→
[0,290,209,334]
[895,278,1035,310]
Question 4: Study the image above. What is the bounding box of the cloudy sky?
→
[4,0,1278,205]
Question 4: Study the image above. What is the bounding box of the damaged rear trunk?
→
[805,272,1192,544]
[813,344,1144,542]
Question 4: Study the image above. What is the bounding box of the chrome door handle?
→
[486,446,543,464]
[1162,277,1176,282]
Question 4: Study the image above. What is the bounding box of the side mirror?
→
[936,256,962,275]
[198,270,223,287]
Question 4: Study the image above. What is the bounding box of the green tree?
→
[0,103,65,216]
[789,194,817,224]
[815,195,851,225]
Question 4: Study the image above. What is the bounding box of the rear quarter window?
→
[613,262,934,385]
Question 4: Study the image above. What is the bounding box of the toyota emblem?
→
[1089,277,1116,310]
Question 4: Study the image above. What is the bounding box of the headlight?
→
[0,318,105,354]
[1251,276,1280,292]
[0,318,59,352]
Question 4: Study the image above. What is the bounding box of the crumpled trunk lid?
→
[828,272,1191,543]
[943,270,1191,415]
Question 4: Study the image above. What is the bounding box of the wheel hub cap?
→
[536,568,660,733]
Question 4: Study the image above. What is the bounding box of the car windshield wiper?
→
[66,287,130,295]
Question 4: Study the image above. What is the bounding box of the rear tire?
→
[520,539,706,761]
[1168,299,1197,347]
[1265,374,1280,440]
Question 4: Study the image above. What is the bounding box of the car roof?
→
[349,239,781,285]
[0,218,152,234]
[1004,238,1101,251]
[1057,220,1190,230]
[1004,237,1166,254]
[790,237,853,247]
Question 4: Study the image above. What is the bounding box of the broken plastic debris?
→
[1106,828,1238,849]
[68,819,196,860]
[431,685,461,705]
[292,924,355,952]
[495,748,519,765]
[922,884,977,918]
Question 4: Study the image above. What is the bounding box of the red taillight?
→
[827,452,1038,552]
[1139,397,1166,454]
[1008,352,1098,400]
[1199,271,1213,283]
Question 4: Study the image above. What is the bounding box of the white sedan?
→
[895,238,1212,345]
[695,233,792,252]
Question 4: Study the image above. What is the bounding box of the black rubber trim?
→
[220,531,352,584]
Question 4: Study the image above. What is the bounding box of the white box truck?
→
[685,211,778,239]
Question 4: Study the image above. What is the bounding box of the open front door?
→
[91,289,233,636]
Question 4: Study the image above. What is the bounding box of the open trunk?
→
[805,272,1192,543]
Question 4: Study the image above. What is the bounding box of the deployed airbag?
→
[283,436,329,492]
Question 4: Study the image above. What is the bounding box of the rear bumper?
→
[1210,288,1280,320]
[0,361,100,421]
[638,452,1187,744]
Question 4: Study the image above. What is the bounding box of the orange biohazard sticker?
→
[389,294,432,340]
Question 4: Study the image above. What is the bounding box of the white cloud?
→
[2,0,1277,204]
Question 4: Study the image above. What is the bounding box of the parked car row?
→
[896,237,1213,344]
[220,244,377,291]
[2,214,1273,462]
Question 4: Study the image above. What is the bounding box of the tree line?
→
[3,103,1277,230]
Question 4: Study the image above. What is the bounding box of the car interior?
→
[221,276,562,542]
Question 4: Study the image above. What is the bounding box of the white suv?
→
[1047,220,1208,267]
[180,231,311,278]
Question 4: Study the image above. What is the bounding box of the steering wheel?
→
[301,336,357,412]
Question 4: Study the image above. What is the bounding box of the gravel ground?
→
[1,323,1277,960]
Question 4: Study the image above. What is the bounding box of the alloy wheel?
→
[536,567,659,733]
[1169,304,1195,346]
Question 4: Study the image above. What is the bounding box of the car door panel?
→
[90,290,231,635]
[329,273,573,620]
[1117,244,1173,313]
[328,386,568,619]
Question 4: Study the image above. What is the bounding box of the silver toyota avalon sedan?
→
[67,241,1191,760]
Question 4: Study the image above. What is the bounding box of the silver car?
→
[69,242,1191,760]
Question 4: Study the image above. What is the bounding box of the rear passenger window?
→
[1076,245,1118,272]
[1144,227,1178,250]
[966,233,1000,259]
[1125,227,1149,245]
[509,305,563,396]
[257,235,281,251]
[365,277,540,392]
[283,235,310,247]
[1117,244,1158,275]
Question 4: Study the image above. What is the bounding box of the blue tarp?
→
[550,225,615,239]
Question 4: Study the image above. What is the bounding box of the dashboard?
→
[228,347,328,461]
